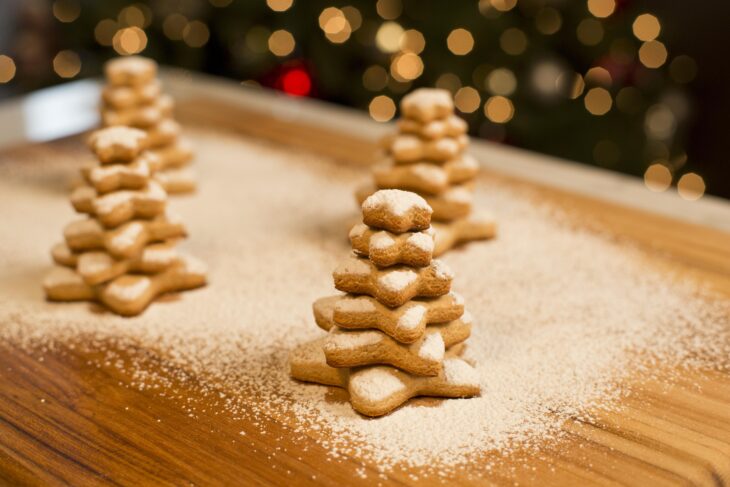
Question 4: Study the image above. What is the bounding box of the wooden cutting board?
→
[0,88,729,486]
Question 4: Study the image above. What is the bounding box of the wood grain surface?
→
[0,95,729,486]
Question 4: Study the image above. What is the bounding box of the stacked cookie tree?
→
[290,189,480,417]
[356,88,496,256]
[101,55,196,195]
[43,126,206,316]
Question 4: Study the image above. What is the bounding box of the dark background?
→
[0,0,727,199]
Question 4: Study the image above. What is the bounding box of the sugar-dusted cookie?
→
[373,155,479,195]
[333,256,453,307]
[349,223,433,268]
[324,316,472,375]
[154,167,197,195]
[149,138,194,170]
[146,118,181,149]
[289,339,480,417]
[52,240,179,286]
[432,214,497,256]
[80,156,152,194]
[389,134,462,163]
[397,114,467,140]
[400,88,454,123]
[63,213,186,259]
[101,94,174,129]
[425,184,474,222]
[87,126,148,164]
[70,181,167,228]
[104,55,158,87]
[362,189,432,233]
[44,254,206,316]
[102,79,162,109]
[313,291,465,343]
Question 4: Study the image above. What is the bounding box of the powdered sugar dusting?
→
[336,296,376,313]
[370,231,395,250]
[416,333,444,362]
[407,232,434,253]
[334,256,370,276]
[378,269,417,292]
[1,129,728,480]
[397,305,426,331]
[363,189,429,217]
[327,329,383,350]
[350,368,407,402]
[106,277,151,301]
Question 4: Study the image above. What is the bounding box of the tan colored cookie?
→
[289,340,479,417]
[80,156,152,194]
[88,126,148,164]
[397,114,467,140]
[63,213,186,259]
[349,223,434,268]
[425,184,474,222]
[313,291,465,343]
[104,56,158,87]
[149,138,194,169]
[389,134,463,163]
[102,95,174,129]
[362,189,432,233]
[43,254,206,316]
[373,155,479,195]
[70,181,167,228]
[51,240,179,286]
[333,256,452,307]
[400,88,454,123]
[154,167,197,195]
[102,79,162,109]
[146,119,181,149]
[324,316,472,376]
[432,215,497,256]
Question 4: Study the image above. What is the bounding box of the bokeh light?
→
[0,55,16,83]
[94,19,117,46]
[209,0,233,6]
[644,104,676,139]
[281,68,311,96]
[638,40,667,69]
[53,50,81,78]
[577,18,603,46]
[677,173,705,200]
[376,0,402,20]
[342,6,362,31]
[454,86,481,113]
[484,96,514,123]
[118,5,146,28]
[113,27,148,55]
[268,30,295,57]
[587,0,615,18]
[163,14,187,41]
[53,0,80,23]
[500,28,527,55]
[644,164,672,192]
[369,95,396,122]
[491,0,517,12]
[246,27,270,53]
[400,29,425,54]
[585,66,612,86]
[363,65,388,91]
[267,0,293,12]
[487,68,517,96]
[633,14,661,41]
[447,28,474,56]
[535,8,562,35]
[391,53,423,81]
[584,87,612,115]
[320,7,352,44]
[435,73,461,93]
[375,21,403,53]
[669,55,697,84]
[183,21,210,48]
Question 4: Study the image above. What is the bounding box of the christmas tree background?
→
[0,0,727,199]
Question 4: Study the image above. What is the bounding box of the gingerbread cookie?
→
[424,184,473,222]
[333,256,453,307]
[81,156,152,194]
[70,181,167,228]
[313,291,465,343]
[104,55,158,87]
[44,254,206,316]
[146,119,181,149]
[52,240,179,286]
[349,223,433,268]
[88,126,148,164]
[154,167,197,195]
[373,155,479,195]
[397,114,467,140]
[362,189,432,233]
[389,135,463,163]
[324,316,472,375]
[400,88,454,123]
[101,94,174,129]
[102,79,162,109]
[149,139,194,169]
[432,215,497,256]
[63,213,186,259]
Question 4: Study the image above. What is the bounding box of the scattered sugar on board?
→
[0,130,729,477]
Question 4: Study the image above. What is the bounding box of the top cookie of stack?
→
[291,189,480,417]
[101,56,195,195]
[375,88,477,223]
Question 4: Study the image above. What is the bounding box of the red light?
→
[281,68,311,97]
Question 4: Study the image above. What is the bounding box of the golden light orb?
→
[500,28,527,55]
[644,164,672,192]
[363,65,388,91]
[95,19,118,46]
[183,21,210,48]
[400,29,425,54]
[435,73,461,93]
[376,0,402,20]
[577,18,603,46]
[633,14,661,41]
[584,87,612,115]
[52,0,80,23]
[376,22,404,53]
[447,28,474,56]
[342,6,362,31]
[677,173,705,200]
[53,50,81,78]
[0,55,17,83]
[267,0,293,12]
[587,0,615,18]
[669,55,697,84]
[638,40,667,69]
[486,68,516,96]
[369,95,396,122]
[391,53,423,81]
[268,30,295,57]
[484,96,514,123]
[454,86,481,113]
[113,27,148,55]
[535,8,562,35]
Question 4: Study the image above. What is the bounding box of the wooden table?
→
[0,72,729,486]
